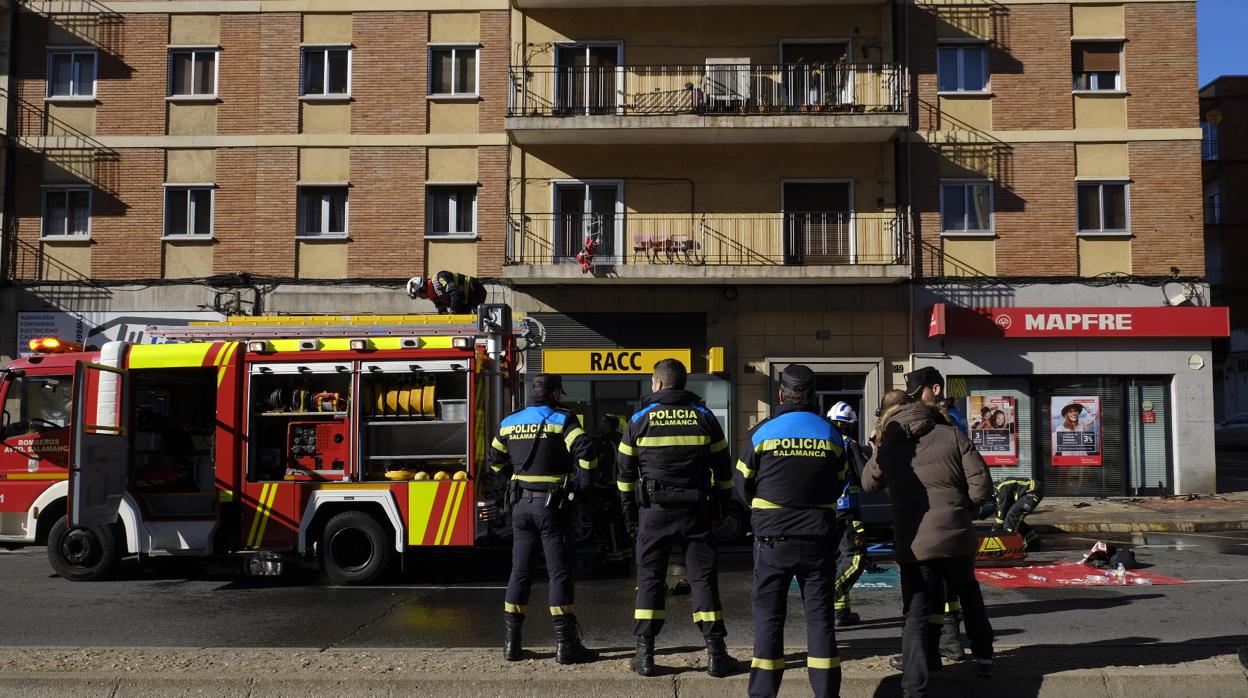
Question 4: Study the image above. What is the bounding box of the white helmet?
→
[406,276,427,299]
[828,401,857,424]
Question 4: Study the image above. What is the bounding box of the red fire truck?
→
[1,306,520,584]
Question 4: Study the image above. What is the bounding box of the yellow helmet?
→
[433,471,450,481]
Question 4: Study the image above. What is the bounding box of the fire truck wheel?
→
[320,511,392,585]
[46,518,121,582]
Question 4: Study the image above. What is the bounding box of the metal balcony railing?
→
[505,212,910,268]
[508,63,908,117]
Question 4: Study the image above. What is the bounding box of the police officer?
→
[489,373,598,664]
[827,401,868,627]
[617,358,736,678]
[737,365,849,698]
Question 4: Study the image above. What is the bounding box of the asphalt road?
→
[2,533,1247,652]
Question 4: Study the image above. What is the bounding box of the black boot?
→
[631,635,657,676]
[503,615,522,662]
[706,637,737,677]
[554,617,597,665]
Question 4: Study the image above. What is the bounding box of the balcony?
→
[507,63,909,144]
[514,0,888,6]
[503,212,911,284]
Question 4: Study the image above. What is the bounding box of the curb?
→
[1,667,1245,698]
[1032,519,1248,534]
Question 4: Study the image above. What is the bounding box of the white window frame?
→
[297,185,350,239]
[425,184,479,238]
[936,41,989,94]
[167,47,221,100]
[1071,40,1124,94]
[299,45,353,100]
[939,179,995,236]
[428,44,481,99]
[1076,180,1131,236]
[40,186,93,240]
[162,184,216,239]
[45,48,98,100]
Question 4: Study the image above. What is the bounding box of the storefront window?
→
[956,378,1034,481]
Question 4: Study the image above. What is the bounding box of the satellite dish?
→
[1164,282,1193,307]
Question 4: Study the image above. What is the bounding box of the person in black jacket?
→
[407,271,487,314]
[617,358,737,678]
[736,365,850,698]
[489,374,598,665]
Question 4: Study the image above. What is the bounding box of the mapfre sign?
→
[931,305,1229,338]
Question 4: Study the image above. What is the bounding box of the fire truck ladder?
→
[146,315,498,342]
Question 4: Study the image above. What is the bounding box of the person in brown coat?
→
[862,390,995,698]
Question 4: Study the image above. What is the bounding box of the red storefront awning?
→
[926,304,1230,339]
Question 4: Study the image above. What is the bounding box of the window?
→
[299,186,348,237]
[169,49,218,97]
[937,44,987,92]
[301,47,351,97]
[46,49,97,98]
[1206,191,1223,225]
[940,181,994,234]
[1073,42,1122,91]
[41,188,91,238]
[429,46,479,96]
[1077,182,1129,234]
[164,187,214,237]
[426,186,477,236]
[1203,122,1220,161]
[2,374,73,438]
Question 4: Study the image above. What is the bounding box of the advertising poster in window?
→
[968,395,1017,466]
[1051,396,1102,466]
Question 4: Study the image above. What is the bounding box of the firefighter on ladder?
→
[490,373,598,665]
[407,271,487,314]
[827,401,869,627]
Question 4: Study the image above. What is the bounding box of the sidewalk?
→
[0,646,1243,698]
[1027,492,1248,534]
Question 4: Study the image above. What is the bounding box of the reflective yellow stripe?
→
[251,483,280,548]
[549,605,575,616]
[563,427,586,450]
[491,437,508,453]
[709,439,729,453]
[752,498,836,510]
[637,435,711,447]
[736,460,756,478]
[618,442,637,456]
[245,483,270,548]
[692,610,722,622]
[5,472,68,480]
[928,615,946,624]
[513,474,569,483]
[945,601,961,614]
[717,480,733,490]
[808,657,841,670]
[504,602,526,614]
[490,463,504,472]
[634,609,665,620]
[751,657,785,670]
[617,481,635,492]
[579,458,598,470]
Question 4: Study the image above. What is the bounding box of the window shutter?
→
[1073,43,1120,72]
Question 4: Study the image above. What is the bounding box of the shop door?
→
[553,183,622,265]
[815,373,866,435]
[783,182,851,265]
[1034,377,1126,498]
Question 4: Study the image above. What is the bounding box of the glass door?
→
[783,182,851,265]
[555,44,621,115]
[781,42,850,111]
[553,182,622,265]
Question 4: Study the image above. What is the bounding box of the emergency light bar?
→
[28,337,82,353]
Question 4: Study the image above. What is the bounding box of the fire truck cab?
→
[45,306,519,583]
[0,340,91,551]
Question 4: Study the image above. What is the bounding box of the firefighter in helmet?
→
[827,401,869,627]
[489,373,598,664]
[407,271,487,314]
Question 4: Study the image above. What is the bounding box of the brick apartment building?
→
[1201,76,1248,421]
[0,0,1224,495]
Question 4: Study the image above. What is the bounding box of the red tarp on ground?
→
[975,562,1189,589]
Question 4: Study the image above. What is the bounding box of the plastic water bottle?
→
[1114,563,1127,585]
[1087,574,1107,585]
[1027,573,1048,582]
[1132,577,1153,586]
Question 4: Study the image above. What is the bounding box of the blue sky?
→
[1200,0,1248,86]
